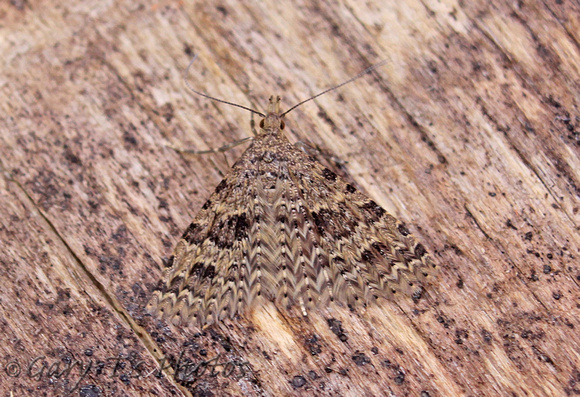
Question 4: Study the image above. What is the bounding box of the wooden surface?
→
[1,0,578,396]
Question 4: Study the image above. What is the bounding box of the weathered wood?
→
[0,0,578,396]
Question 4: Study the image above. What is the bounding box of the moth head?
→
[260,95,285,131]
[259,117,285,131]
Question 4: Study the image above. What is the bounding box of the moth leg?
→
[250,112,259,136]
[166,136,253,155]
[241,90,260,136]
[294,140,347,165]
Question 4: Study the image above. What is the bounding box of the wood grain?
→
[0,0,578,396]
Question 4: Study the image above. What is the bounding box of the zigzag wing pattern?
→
[148,110,437,328]
[252,157,334,315]
[147,153,260,326]
[286,146,437,305]
[234,134,336,316]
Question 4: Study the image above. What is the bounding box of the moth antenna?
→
[281,58,390,117]
[184,54,266,117]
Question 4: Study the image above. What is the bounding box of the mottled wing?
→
[284,145,438,307]
[147,158,260,327]
[147,138,329,327]
[239,137,437,314]
[148,134,437,328]
[248,152,333,315]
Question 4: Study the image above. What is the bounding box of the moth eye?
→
[259,119,265,129]
[280,120,285,130]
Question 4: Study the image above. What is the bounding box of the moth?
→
[147,60,437,327]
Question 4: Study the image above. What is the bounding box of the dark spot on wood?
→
[304,334,322,355]
[78,385,102,396]
[327,318,348,342]
[543,265,552,274]
[64,149,82,165]
[481,328,493,343]
[345,184,356,193]
[183,44,193,56]
[290,375,306,388]
[352,351,370,366]
[322,168,337,182]
[394,368,406,384]
[547,95,561,108]
[317,109,336,129]
[123,130,138,146]
[506,219,518,230]
[398,224,410,236]
[216,5,227,16]
[112,225,128,241]
[202,200,211,210]
[161,103,174,123]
